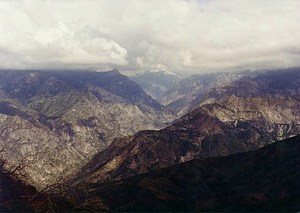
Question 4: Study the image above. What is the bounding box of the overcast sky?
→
[0,0,300,74]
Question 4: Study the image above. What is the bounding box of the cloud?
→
[0,0,300,74]
[0,1,128,70]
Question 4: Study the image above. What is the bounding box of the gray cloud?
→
[0,0,300,74]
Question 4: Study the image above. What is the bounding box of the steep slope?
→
[0,69,174,189]
[0,103,95,189]
[68,135,300,212]
[73,69,300,184]
[129,70,181,100]
[72,94,300,182]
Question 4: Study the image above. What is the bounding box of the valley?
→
[1,1,299,211]
[0,68,299,212]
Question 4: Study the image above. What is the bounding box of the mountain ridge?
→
[60,135,300,212]
[71,69,299,185]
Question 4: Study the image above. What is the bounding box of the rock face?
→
[129,70,182,100]
[69,135,300,212]
[0,69,174,189]
[73,69,300,184]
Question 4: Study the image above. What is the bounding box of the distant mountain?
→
[159,71,245,115]
[129,70,181,100]
[200,68,300,103]
[0,69,175,189]
[162,68,300,117]
[68,135,300,212]
[0,69,163,111]
[72,69,299,184]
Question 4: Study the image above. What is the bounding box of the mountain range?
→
[71,69,299,185]
[0,67,299,212]
[150,68,299,117]
[0,69,174,189]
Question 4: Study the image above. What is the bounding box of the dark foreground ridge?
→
[65,135,299,212]
[1,135,299,212]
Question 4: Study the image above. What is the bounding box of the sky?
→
[0,0,300,74]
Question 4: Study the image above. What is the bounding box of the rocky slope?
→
[72,69,300,184]
[69,135,300,212]
[0,69,174,189]
[129,70,181,100]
